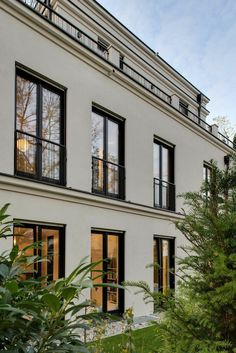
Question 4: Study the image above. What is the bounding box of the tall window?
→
[14,224,65,281]
[15,68,66,185]
[203,163,212,198]
[91,107,125,199]
[153,237,175,293]
[91,230,124,314]
[153,139,175,210]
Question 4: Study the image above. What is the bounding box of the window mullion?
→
[37,84,43,179]
[103,232,108,312]
[104,117,108,194]
[159,145,163,208]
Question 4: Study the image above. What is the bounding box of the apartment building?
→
[0,0,234,317]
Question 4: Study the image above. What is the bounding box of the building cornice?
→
[0,174,183,221]
[0,0,233,153]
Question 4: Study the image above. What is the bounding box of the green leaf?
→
[61,287,77,301]
[41,293,61,312]
[0,264,9,278]
[9,245,19,262]
[5,281,18,294]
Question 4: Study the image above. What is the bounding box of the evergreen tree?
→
[155,157,236,353]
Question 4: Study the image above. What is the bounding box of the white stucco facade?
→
[0,0,233,317]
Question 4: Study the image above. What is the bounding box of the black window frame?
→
[153,236,175,293]
[13,222,65,280]
[179,100,189,116]
[153,138,175,211]
[91,107,125,200]
[91,230,125,315]
[15,66,66,186]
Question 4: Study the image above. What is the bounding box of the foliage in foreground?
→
[0,204,107,353]
[127,157,236,353]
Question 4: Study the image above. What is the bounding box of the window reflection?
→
[153,238,174,293]
[91,231,123,313]
[14,225,63,281]
[16,76,37,135]
[15,71,65,184]
[91,109,124,198]
[42,88,60,143]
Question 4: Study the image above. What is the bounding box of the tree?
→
[213,116,236,142]
[126,157,236,353]
[0,204,108,353]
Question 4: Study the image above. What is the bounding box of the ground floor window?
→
[91,230,124,314]
[14,224,65,281]
[153,237,175,293]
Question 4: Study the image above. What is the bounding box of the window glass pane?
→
[162,183,168,209]
[108,120,119,164]
[16,76,37,135]
[42,141,60,180]
[153,143,160,179]
[16,132,37,175]
[162,147,169,181]
[14,227,35,278]
[91,234,103,311]
[107,235,119,311]
[107,163,119,195]
[42,88,61,143]
[162,240,170,292]
[153,240,158,292]
[41,228,59,281]
[92,158,104,192]
[92,112,104,159]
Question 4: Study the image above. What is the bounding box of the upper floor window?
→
[179,100,188,116]
[91,107,125,199]
[203,163,212,198]
[14,223,65,281]
[203,163,212,183]
[153,139,175,211]
[15,68,66,185]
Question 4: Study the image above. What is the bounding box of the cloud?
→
[98,0,236,124]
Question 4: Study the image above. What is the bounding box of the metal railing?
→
[92,156,125,199]
[17,0,235,150]
[121,61,171,104]
[18,0,109,59]
[179,106,212,133]
[217,132,235,149]
[154,178,175,211]
[16,130,65,183]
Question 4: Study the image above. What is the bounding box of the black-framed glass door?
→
[91,231,124,314]
[14,224,65,281]
[153,237,175,293]
[91,108,125,199]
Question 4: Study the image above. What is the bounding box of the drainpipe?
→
[197,93,203,125]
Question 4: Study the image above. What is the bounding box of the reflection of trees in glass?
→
[17,76,36,134]
[16,74,62,181]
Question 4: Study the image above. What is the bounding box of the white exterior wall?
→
[0,0,231,317]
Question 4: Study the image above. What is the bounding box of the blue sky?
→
[98,0,236,127]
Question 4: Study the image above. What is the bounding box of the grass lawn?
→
[88,325,161,353]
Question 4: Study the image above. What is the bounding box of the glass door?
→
[91,231,124,314]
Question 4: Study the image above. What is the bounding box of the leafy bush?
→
[125,157,236,353]
[0,204,105,353]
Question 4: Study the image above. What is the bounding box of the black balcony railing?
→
[217,131,235,149]
[121,60,171,104]
[154,178,175,211]
[17,0,235,150]
[18,0,109,59]
[92,156,125,199]
[15,130,65,184]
